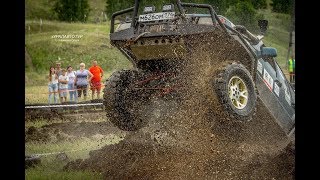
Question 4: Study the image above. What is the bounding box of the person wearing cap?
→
[89,60,104,100]
[74,62,93,101]
[58,68,69,103]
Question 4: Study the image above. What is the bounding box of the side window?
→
[275,61,286,83]
[263,57,276,70]
[275,60,295,106]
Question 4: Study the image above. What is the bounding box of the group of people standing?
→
[48,60,104,104]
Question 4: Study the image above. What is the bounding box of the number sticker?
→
[274,83,280,97]
[263,70,274,91]
[257,60,263,74]
[283,85,291,105]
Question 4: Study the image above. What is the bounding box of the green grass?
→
[259,9,292,70]
[25,118,64,129]
[26,167,102,180]
[26,134,122,156]
[25,20,132,87]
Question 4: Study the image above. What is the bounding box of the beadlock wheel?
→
[228,76,248,110]
[214,62,257,121]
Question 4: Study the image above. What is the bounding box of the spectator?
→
[292,56,295,83]
[67,66,78,102]
[58,68,69,103]
[55,62,63,76]
[74,62,93,101]
[48,66,59,104]
[89,60,104,99]
[55,62,63,101]
[288,56,295,83]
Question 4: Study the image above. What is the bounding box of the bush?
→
[271,0,294,14]
[250,0,267,9]
[225,1,263,32]
[26,0,57,20]
[53,0,90,22]
[105,0,134,19]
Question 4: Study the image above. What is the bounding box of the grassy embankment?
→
[25,10,291,104]
[25,20,132,103]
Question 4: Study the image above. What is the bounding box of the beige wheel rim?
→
[228,76,248,110]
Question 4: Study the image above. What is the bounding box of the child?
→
[58,69,69,103]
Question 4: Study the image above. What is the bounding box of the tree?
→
[53,0,90,22]
[225,1,259,31]
[271,0,294,14]
[249,0,267,9]
[105,0,134,19]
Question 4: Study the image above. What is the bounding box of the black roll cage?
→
[110,0,229,36]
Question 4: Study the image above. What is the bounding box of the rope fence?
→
[25,102,103,109]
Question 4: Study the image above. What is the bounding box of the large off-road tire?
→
[103,70,147,131]
[214,62,257,121]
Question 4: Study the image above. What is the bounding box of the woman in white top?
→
[67,66,77,102]
[48,66,59,104]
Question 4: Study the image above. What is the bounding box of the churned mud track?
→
[64,99,294,179]
[25,112,126,143]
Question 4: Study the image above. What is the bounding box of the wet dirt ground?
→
[25,112,126,143]
[59,98,294,180]
[25,98,294,180]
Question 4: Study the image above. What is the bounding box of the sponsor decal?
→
[274,83,280,97]
[263,70,274,91]
[257,60,263,74]
[283,85,291,105]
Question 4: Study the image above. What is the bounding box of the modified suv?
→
[103,0,295,143]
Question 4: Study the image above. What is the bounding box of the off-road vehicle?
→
[103,0,295,143]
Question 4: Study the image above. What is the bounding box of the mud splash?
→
[64,35,294,179]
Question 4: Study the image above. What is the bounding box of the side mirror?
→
[261,47,277,57]
[258,20,268,35]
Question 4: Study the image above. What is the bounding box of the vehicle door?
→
[255,55,295,135]
[274,60,295,122]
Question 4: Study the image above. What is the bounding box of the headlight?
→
[143,5,155,14]
[162,4,174,12]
